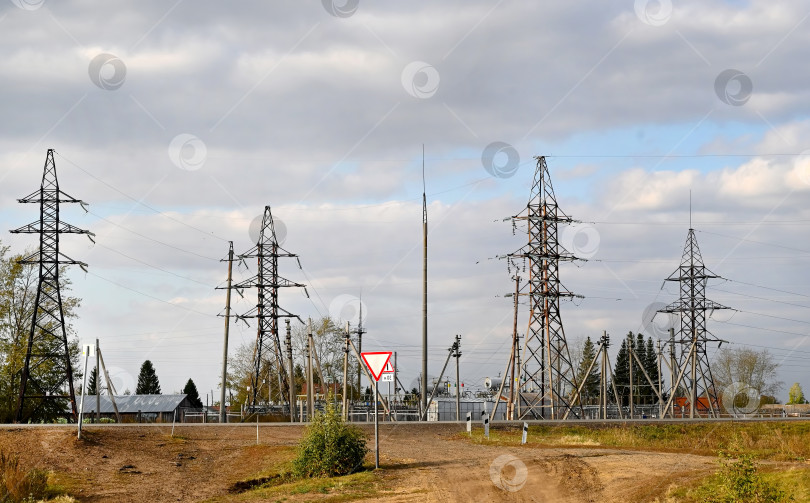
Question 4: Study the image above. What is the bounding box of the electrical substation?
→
[9,149,791,425]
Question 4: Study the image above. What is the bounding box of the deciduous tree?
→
[712,347,782,400]
[0,244,81,422]
[787,383,806,405]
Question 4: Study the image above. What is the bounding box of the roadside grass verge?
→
[662,457,810,502]
[462,421,810,461]
[211,456,381,503]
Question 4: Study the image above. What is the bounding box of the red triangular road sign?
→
[361,352,392,381]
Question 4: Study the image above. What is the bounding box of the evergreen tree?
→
[612,337,630,406]
[183,378,203,408]
[86,367,100,396]
[634,333,647,404]
[135,360,161,395]
[575,336,600,405]
[644,337,660,404]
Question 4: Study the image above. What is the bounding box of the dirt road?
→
[0,423,715,502]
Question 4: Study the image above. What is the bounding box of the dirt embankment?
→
[0,423,717,502]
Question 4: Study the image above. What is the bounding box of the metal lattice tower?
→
[658,228,729,418]
[236,206,307,410]
[10,149,92,422]
[507,156,582,419]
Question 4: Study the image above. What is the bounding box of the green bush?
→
[707,451,791,503]
[0,450,48,503]
[292,402,368,478]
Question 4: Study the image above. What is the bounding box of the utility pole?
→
[601,332,609,419]
[628,333,634,419]
[506,276,520,420]
[286,319,295,422]
[307,319,314,421]
[505,157,583,420]
[342,322,349,420]
[97,344,120,423]
[669,328,676,418]
[657,339,664,419]
[421,145,429,419]
[10,149,93,423]
[95,338,100,424]
[454,335,461,421]
[354,319,366,407]
[217,241,234,424]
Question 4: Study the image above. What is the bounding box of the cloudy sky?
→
[1,0,808,404]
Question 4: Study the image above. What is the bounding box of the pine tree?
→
[86,367,100,396]
[634,333,647,404]
[644,337,660,405]
[135,360,161,395]
[575,336,600,405]
[183,378,204,408]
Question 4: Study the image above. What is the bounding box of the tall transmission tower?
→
[507,156,582,420]
[236,206,307,411]
[658,227,729,418]
[10,149,92,422]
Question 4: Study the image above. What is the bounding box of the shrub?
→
[707,451,791,503]
[292,402,368,478]
[0,450,48,503]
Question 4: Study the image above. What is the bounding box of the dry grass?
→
[472,421,810,461]
[0,450,48,503]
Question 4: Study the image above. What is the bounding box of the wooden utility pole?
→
[97,345,120,422]
[506,276,520,420]
[342,322,349,420]
[657,340,664,418]
[454,335,461,421]
[601,332,609,419]
[628,333,634,418]
[95,338,100,423]
[306,319,314,421]
[286,319,295,422]
[219,242,234,424]
[669,328,676,417]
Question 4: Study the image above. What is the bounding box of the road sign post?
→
[361,351,392,470]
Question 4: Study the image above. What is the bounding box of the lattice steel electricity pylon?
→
[10,149,92,422]
[507,156,583,420]
[658,228,729,418]
[236,206,307,411]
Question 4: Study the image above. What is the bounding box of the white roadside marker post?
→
[522,422,528,445]
[482,411,489,439]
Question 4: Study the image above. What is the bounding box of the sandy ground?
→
[0,423,718,502]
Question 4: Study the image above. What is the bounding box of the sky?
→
[1,0,808,404]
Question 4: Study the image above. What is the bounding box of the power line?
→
[721,278,810,299]
[88,271,216,318]
[92,242,213,287]
[88,210,219,261]
[55,152,229,243]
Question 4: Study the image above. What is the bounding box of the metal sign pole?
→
[374,378,379,469]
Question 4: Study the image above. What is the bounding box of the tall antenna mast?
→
[421,144,428,418]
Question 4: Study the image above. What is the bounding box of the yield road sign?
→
[361,352,392,381]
